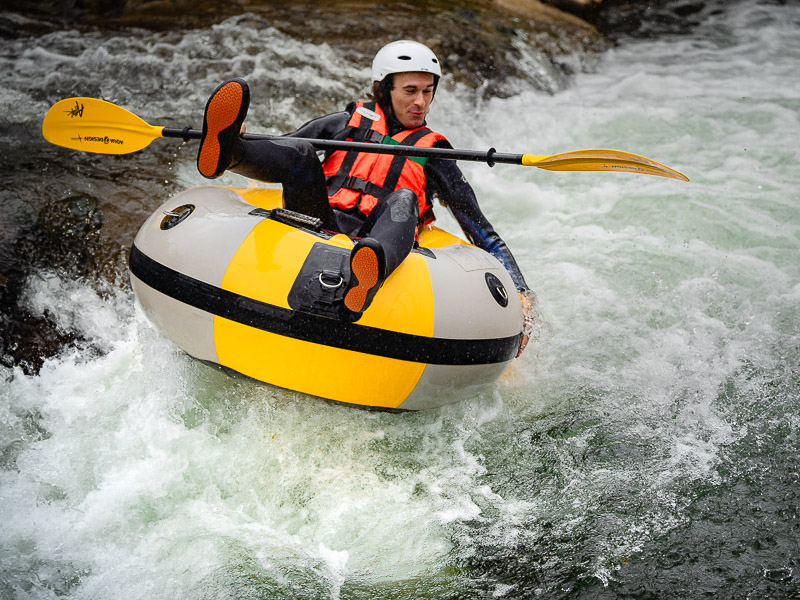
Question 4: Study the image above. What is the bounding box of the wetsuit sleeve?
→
[426,152,531,293]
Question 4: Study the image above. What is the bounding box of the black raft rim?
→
[129,244,520,366]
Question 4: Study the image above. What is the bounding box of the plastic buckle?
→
[343,176,370,194]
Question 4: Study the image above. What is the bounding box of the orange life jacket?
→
[322,101,447,225]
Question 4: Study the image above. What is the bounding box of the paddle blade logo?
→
[44,97,161,154]
[65,100,84,118]
[74,134,124,147]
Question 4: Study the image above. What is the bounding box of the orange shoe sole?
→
[198,81,245,178]
[344,245,380,313]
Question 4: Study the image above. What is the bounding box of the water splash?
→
[2,1,800,598]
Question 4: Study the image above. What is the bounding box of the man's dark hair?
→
[368,77,392,107]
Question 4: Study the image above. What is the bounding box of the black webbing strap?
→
[338,176,386,199]
[331,127,434,207]
[326,103,377,196]
[377,128,432,197]
[347,127,385,144]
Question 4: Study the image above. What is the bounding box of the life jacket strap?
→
[326,106,380,197]
[339,175,388,199]
[346,127,385,144]
[375,128,432,197]
[327,132,424,198]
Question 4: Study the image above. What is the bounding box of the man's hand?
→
[517,289,537,357]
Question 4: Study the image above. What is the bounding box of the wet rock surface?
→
[590,0,719,39]
[0,194,105,374]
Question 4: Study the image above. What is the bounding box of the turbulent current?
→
[1,1,799,598]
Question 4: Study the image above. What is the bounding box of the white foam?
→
[3,2,800,596]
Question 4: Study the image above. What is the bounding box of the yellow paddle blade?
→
[521,149,689,182]
[42,97,164,155]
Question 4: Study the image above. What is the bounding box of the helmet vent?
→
[398,55,411,60]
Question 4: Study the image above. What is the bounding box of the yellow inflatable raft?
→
[129,186,523,410]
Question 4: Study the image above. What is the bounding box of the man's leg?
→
[344,188,419,315]
[231,138,335,229]
[361,188,419,276]
[197,79,335,229]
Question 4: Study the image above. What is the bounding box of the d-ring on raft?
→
[129,186,524,411]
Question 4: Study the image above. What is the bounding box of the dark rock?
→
[2,0,608,96]
[539,0,604,23]
[0,194,106,375]
[593,0,714,39]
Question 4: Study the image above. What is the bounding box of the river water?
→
[1,1,798,598]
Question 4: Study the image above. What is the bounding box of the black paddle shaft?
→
[161,127,524,167]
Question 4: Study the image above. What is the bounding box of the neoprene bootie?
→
[197,78,250,179]
[344,237,386,316]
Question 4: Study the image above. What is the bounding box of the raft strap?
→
[247,207,324,232]
[287,243,354,321]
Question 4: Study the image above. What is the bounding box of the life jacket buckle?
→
[342,175,370,194]
[366,130,385,143]
[347,127,384,144]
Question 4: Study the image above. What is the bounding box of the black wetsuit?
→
[231,102,530,293]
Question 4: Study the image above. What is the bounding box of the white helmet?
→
[371,40,442,82]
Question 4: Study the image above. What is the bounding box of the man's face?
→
[389,72,435,129]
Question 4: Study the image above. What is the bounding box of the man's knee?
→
[386,188,419,224]
[266,139,323,188]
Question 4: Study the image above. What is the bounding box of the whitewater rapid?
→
[2,1,799,598]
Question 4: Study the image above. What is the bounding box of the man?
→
[196,40,535,355]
